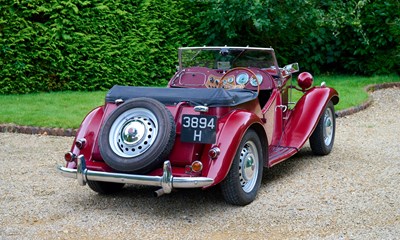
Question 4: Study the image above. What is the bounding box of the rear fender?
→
[67,106,104,168]
[201,110,266,186]
[280,86,339,148]
[70,103,120,166]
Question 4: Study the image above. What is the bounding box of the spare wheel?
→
[99,97,175,173]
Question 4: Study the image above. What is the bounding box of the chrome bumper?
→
[57,155,214,195]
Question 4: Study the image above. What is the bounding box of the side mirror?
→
[283,63,299,74]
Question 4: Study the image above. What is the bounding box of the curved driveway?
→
[0,88,399,239]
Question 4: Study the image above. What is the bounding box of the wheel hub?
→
[243,155,255,181]
[323,108,334,145]
[109,108,158,158]
[238,141,259,193]
[121,120,145,145]
[325,118,332,136]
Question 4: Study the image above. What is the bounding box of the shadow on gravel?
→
[69,147,325,218]
[262,146,316,185]
[74,183,229,219]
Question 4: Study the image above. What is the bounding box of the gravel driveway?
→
[1,88,399,240]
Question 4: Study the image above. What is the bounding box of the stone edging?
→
[335,82,400,117]
[1,82,399,136]
[0,124,78,137]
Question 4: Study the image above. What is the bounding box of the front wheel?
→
[220,129,263,206]
[309,101,336,155]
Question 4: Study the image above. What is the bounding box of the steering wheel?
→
[219,67,260,94]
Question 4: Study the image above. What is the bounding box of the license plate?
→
[181,115,217,144]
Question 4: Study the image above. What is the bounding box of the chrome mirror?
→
[283,63,299,74]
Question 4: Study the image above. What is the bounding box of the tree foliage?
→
[0,0,399,94]
[0,0,198,94]
[193,0,400,75]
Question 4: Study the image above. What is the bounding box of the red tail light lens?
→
[208,147,220,159]
[64,152,75,162]
[75,138,87,149]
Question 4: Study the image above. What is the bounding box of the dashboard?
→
[169,67,275,90]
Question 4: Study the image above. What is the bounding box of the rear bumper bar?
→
[57,155,214,194]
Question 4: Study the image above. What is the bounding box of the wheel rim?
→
[323,107,334,146]
[238,140,259,193]
[109,108,158,158]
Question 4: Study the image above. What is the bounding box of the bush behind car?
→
[1,0,398,94]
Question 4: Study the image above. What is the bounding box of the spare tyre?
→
[99,97,175,173]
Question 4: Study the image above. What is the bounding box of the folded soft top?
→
[105,86,258,107]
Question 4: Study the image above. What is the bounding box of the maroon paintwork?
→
[60,46,339,206]
[297,72,314,90]
[65,68,338,189]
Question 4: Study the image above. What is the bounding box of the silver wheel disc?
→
[323,107,334,146]
[238,141,259,193]
[109,108,158,158]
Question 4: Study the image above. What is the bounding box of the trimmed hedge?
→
[1,0,399,94]
[0,0,198,94]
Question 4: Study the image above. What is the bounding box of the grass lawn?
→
[0,74,399,129]
[313,74,399,111]
[0,91,106,129]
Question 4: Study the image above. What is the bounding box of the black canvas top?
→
[105,86,258,107]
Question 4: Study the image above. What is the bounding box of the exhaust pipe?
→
[154,188,165,197]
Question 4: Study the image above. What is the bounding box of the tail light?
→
[191,161,203,172]
[208,147,220,159]
[64,152,76,162]
[75,138,86,149]
[185,161,203,174]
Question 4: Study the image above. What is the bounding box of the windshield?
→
[178,47,280,73]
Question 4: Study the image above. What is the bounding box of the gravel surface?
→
[1,88,399,240]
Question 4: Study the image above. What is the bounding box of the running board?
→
[268,145,299,166]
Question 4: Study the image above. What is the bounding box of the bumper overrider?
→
[57,155,214,196]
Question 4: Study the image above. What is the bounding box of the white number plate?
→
[181,115,217,144]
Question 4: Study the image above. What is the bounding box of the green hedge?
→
[0,0,198,94]
[1,0,399,94]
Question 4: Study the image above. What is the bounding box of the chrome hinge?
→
[115,99,124,105]
[275,105,288,112]
[194,105,209,112]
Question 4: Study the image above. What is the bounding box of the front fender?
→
[280,86,339,148]
[202,110,265,186]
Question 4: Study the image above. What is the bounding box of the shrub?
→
[1,0,398,95]
[192,0,400,75]
[307,0,400,75]
[0,0,198,94]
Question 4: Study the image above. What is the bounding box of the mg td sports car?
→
[58,46,339,206]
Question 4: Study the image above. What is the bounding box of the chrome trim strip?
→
[57,155,214,193]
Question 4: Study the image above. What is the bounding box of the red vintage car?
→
[58,46,339,205]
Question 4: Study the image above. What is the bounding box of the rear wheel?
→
[221,129,263,206]
[87,181,125,194]
[309,101,336,155]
